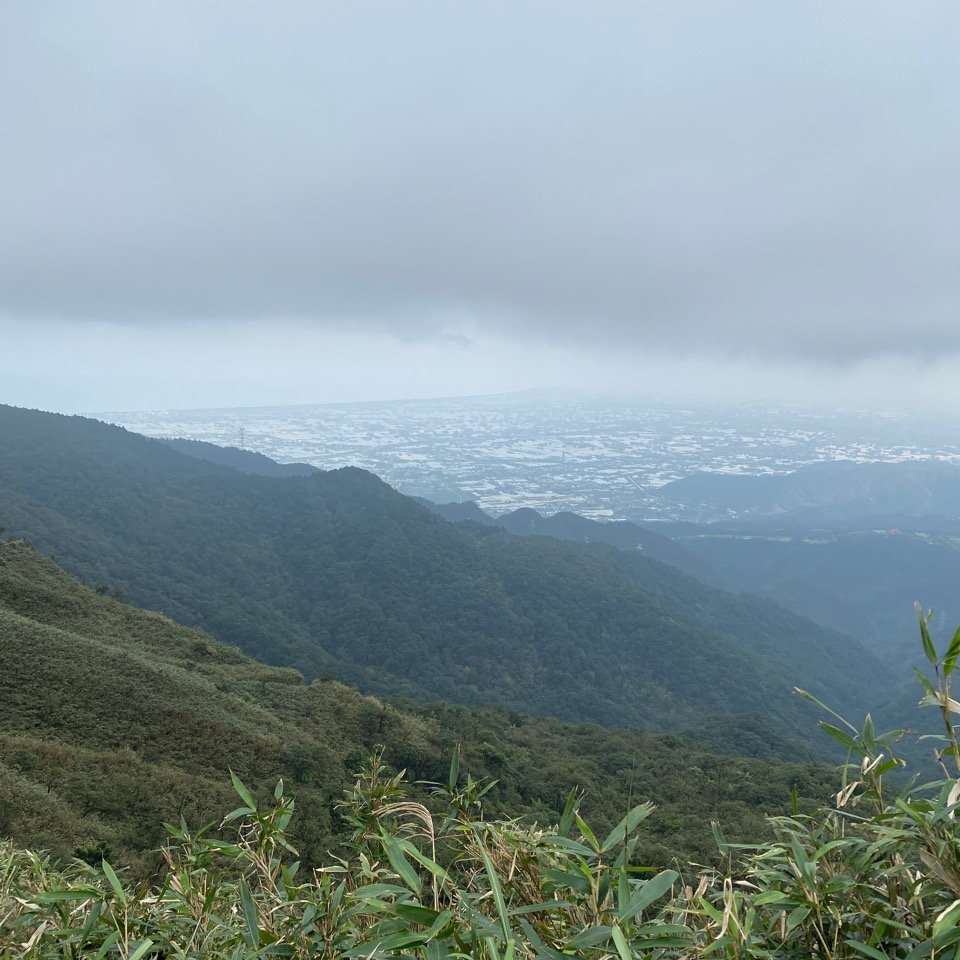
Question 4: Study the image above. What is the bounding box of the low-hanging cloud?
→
[2,1,959,360]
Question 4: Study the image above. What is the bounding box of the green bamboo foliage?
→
[7,612,960,957]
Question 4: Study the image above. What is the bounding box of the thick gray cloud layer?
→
[2,2,959,359]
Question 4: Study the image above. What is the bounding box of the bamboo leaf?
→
[819,722,859,753]
[100,860,126,908]
[240,878,260,949]
[567,925,614,949]
[423,909,455,940]
[448,748,460,792]
[945,628,960,676]
[92,932,119,960]
[382,832,422,895]
[933,692,960,714]
[558,788,579,838]
[611,923,632,960]
[914,665,938,697]
[518,918,568,960]
[230,770,257,811]
[508,900,572,917]
[845,940,891,959]
[128,940,155,960]
[711,820,729,853]
[920,610,938,666]
[478,842,512,942]
[795,688,859,733]
[35,889,102,902]
[934,898,960,936]
[621,869,678,922]
[426,941,454,960]
[601,802,655,853]
[394,902,443,925]
[575,814,600,853]
[398,839,449,882]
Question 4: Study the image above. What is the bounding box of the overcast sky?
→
[3,2,960,413]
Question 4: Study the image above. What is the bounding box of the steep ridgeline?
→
[160,437,319,477]
[420,499,716,582]
[0,539,837,873]
[0,405,891,749]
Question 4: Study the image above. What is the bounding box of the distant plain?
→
[102,391,960,520]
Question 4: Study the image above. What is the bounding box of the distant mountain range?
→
[653,459,960,524]
[0,404,892,752]
[659,524,960,665]
[419,499,716,582]
[645,459,960,662]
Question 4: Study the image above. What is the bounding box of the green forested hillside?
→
[0,404,890,746]
[656,522,960,665]
[420,499,716,581]
[0,539,835,874]
[160,437,319,476]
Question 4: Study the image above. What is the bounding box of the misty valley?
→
[4,396,960,954]
[107,393,960,661]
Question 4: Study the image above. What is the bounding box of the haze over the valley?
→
[2,2,960,414]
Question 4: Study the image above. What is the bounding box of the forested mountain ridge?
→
[655,523,960,664]
[0,404,891,747]
[421,498,716,581]
[166,443,712,581]
[645,459,960,665]
[0,538,836,873]
[160,436,319,476]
